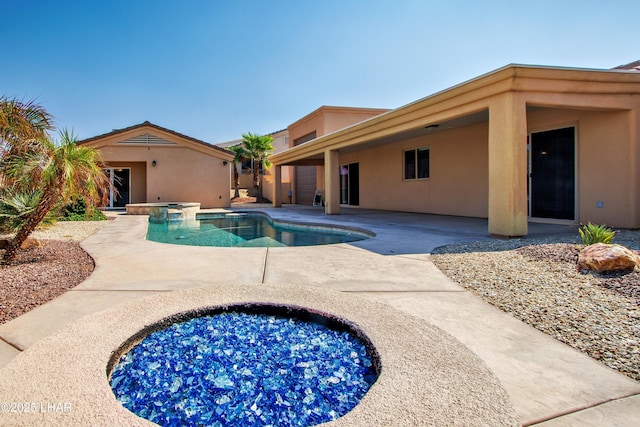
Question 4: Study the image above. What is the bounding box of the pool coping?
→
[0,284,519,426]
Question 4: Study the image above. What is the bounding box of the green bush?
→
[58,198,107,221]
[578,222,616,246]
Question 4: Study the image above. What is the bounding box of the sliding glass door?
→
[105,168,131,208]
[340,163,359,206]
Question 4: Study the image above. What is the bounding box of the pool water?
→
[109,311,378,426]
[146,213,369,247]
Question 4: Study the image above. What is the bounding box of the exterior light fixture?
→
[222,160,228,166]
[425,124,439,131]
[151,160,157,167]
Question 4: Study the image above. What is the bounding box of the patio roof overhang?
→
[270,64,640,167]
[270,64,640,236]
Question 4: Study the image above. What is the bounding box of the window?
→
[241,159,264,174]
[294,131,316,146]
[404,147,429,179]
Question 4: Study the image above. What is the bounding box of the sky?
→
[2,0,638,144]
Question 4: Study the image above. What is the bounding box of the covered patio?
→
[270,64,640,237]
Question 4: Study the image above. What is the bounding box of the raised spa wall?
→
[125,202,200,222]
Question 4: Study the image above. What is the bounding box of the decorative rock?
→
[0,237,42,249]
[577,243,639,273]
[20,238,42,249]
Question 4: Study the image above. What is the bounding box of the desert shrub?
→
[59,198,107,221]
[578,222,616,246]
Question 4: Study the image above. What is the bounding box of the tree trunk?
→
[257,175,263,203]
[233,165,240,199]
[1,185,59,264]
[253,168,260,203]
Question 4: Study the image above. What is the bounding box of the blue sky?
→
[2,0,638,143]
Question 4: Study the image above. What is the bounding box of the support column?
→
[272,164,282,208]
[488,93,528,237]
[631,108,640,228]
[324,149,340,215]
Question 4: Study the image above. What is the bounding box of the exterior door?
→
[106,168,131,208]
[295,167,316,205]
[340,163,359,206]
[529,127,576,220]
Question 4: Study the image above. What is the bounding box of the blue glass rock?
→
[109,312,378,426]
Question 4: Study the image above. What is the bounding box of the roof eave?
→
[78,121,234,160]
[271,64,640,165]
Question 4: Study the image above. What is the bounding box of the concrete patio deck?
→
[1,206,639,425]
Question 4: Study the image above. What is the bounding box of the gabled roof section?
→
[78,121,234,159]
[216,138,243,149]
[613,60,640,71]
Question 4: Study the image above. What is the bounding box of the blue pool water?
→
[109,311,378,427]
[146,213,369,247]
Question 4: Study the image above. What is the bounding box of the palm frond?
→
[0,96,54,154]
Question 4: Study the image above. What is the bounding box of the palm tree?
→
[0,97,53,187]
[1,96,53,182]
[241,132,274,202]
[228,144,247,199]
[1,96,53,236]
[1,130,110,263]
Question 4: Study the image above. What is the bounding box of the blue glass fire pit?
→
[108,305,380,426]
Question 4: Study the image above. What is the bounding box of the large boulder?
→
[577,243,639,273]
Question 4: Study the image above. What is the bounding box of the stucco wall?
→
[262,173,292,204]
[287,107,389,205]
[260,130,292,204]
[289,107,388,144]
[99,145,230,208]
[528,108,636,228]
[323,109,387,135]
[339,122,489,217]
[330,108,636,227]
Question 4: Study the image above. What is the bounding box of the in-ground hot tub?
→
[125,202,201,222]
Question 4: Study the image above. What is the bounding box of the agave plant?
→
[578,222,616,246]
[0,188,41,233]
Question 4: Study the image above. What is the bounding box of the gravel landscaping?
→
[431,230,640,382]
[0,221,109,324]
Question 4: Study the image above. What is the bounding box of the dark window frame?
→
[403,147,430,180]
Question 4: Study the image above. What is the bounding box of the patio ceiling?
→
[274,109,490,166]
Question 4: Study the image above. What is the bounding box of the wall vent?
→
[118,133,177,145]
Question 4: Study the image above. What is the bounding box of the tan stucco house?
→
[270,64,640,237]
[79,121,234,208]
[284,106,391,205]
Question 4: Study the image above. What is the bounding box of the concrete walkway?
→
[1,206,639,425]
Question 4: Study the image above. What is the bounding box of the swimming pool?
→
[146,212,371,247]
